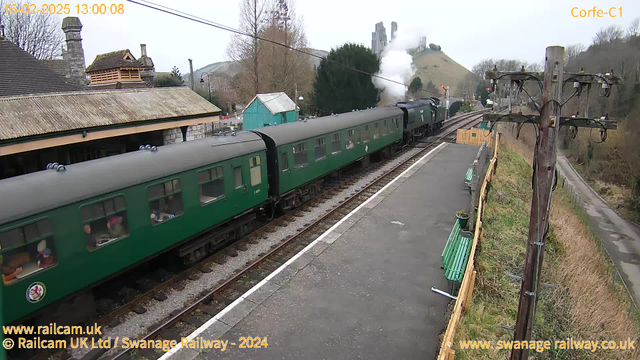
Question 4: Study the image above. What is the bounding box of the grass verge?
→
[452,140,640,360]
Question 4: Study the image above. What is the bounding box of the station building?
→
[0,18,221,180]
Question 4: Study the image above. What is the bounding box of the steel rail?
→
[108,111,486,360]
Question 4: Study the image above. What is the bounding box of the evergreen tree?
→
[313,43,380,115]
[408,77,422,95]
[170,66,184,83]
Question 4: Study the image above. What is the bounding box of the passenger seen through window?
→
[0,220,57,285]
[82,196,129,250]
[148,180,184,225]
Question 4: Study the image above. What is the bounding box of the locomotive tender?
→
[0,99,444,327]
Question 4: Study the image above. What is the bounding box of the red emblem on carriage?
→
[26,282,46,303]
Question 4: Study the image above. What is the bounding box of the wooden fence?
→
[456,128,493,146]
[437,133,500,360]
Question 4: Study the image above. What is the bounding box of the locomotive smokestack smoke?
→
[372,27,423,103]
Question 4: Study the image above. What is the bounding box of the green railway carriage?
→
[253,107,404,210]
[0,132,268,325]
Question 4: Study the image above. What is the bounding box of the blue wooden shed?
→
[241,92,298,130]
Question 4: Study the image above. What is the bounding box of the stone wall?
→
[163,123,220,145]
[468,142,491,230]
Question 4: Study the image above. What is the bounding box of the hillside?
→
[411,49,472,96]
[184,61,242,87]
[185,48,328,87]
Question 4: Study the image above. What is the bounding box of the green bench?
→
[464,166,473,194]
[441,219,473,291]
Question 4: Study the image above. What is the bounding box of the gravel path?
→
[71,146,423,359]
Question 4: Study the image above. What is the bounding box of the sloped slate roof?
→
[41,59,70,77]
[0,39,83,97]
[0,87,221,141]
[86,49,144,72]
[244,92,297,115]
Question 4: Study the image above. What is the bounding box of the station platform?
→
[167,142,480,360]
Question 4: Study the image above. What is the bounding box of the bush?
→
[460,102,474,113]
[154,74,183,87]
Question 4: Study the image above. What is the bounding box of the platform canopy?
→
[0,87,221,142]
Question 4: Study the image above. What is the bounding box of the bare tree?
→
[525,61,543,72]
[0,0,64,59]
[472,59,494,79]
[456,73,479,101]
[628,18,640,38]
[565,43,585,66]
[260,0,312,98]
[593,25,623,45]
[226,0,268,100]
[472,58,528,78]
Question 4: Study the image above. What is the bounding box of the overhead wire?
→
[126,0,445,97]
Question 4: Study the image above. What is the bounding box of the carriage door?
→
[230,158,246,210]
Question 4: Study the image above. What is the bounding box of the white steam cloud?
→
[373,27,424,104]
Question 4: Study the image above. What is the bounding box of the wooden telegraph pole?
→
[509,46,563,360]
[483,47,619,360]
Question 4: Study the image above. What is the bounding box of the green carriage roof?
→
[252,106,404,146]
[0,131,265,226]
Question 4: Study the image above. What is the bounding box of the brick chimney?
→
[139,43,155,86]
[61,17,87,85]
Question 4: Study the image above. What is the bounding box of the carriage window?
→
[331,133,341,154]
[346,130,355,150]
[373,123,379,139]
[0,219,57,285]
[198,166,225,205]
[82,196,129,250]
[234,166,243,188]
[281,152,289,171]
[382,120,388,136]
[293,142,308,168]
[389,118,396,133]
[395,118,400,132]
[315,138,326,162]
[363,125,371,143]
[249,156,262,186]
[148,179,183,225]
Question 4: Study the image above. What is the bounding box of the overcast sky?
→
[35,0,640,74]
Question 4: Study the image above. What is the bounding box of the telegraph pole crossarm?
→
[482,113,617,130]
[483,67,620,132]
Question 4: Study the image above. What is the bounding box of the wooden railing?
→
[437,133,500,359]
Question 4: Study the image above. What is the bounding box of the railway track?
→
[18,110,485,360]
[104,110,486,360]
